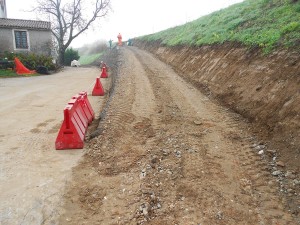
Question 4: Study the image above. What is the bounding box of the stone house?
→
[0,18,52,56]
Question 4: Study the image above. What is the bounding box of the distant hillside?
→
[79,53,103,65]
[139,0,300,53]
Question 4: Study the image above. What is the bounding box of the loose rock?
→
[276,161,285,167]
[272,171,281,176]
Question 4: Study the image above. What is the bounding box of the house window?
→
[14,30,28,49]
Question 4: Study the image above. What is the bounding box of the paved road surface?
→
[0,67,109,224]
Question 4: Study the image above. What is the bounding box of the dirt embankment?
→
[134,40,300,172]
[59,47,299,224]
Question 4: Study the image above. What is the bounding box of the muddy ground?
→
[59,47,299,224]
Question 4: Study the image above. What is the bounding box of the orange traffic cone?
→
[92,78,105,96]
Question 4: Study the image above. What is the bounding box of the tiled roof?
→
[0,18,51,30]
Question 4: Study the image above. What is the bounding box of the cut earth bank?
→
[134,40,300,218]
[134,40,300,173]
[59,46,299,224]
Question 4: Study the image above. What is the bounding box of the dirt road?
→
[59,47,298,224]
[0,67,110,224]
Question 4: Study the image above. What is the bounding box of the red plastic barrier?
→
[68,98,88,131]
[100,67,108,78]
[55,92,96,150]
[92,77,105,96]
[78,91,95,123]
[73,94,93,125]
[55,99,86,150]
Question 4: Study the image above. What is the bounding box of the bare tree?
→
[35,0,110,65]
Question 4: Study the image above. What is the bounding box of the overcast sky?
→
[6,0,244,48]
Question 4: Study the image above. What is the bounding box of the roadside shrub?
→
[3,51,56,71]
[64,48,80,66]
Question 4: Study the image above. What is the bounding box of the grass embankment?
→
[79,53,102,65]
[140,0,300,53]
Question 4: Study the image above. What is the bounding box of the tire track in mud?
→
[59,47,297,224]
[59,48,160,224]
[214,107,296,224]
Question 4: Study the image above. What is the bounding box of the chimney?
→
[0,0,7,18]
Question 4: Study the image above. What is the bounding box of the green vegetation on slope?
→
[79,53,102,65]
[140,0,300,53]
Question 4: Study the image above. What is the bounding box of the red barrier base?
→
[100,67,108,78]
[92,77,105,96]
[55,104,85,150]
[55,125,84,150]
[55,91,95,150]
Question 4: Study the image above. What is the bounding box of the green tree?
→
[64,48,80,66]
[35,0,111,66]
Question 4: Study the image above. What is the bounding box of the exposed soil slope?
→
[59,47,299,224]
[135,40,300,173]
